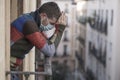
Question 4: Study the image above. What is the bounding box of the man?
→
[10,2,67,79]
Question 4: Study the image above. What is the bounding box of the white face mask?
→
[39,23,55,38]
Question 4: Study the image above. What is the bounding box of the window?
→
[63,31,69,41]
[104,10,108,35]
[64,3,69,13]
[111,10,114,26]
[63,45,68,56]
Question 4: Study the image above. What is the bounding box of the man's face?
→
[40,13,57,26]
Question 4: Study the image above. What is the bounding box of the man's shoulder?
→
[11,13,36,33]
[12,13,35,25]
[22,13,34,21]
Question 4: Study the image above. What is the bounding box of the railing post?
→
[44,57,52,80]
[44,57,52,75]
[6,71,52,80]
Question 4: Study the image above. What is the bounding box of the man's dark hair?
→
[38,2,61,20]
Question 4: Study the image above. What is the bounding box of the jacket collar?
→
[30,10,41,27]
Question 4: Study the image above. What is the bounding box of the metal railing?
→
[6,71,52,80]
[6,57,52,80]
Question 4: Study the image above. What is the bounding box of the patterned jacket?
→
[11,10,65,61]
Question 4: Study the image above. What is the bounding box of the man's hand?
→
[56,12,67,26]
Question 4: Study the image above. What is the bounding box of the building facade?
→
[85,0,120,80]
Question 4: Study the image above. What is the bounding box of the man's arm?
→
[23,20,55,57]
[48,24,66,48]
[48,12,67,48]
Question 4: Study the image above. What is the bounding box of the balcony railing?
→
[6,57,52,80]
[6,71,52,80]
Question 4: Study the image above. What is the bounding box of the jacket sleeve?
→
[23,21,55,57]
[48,24,66,48]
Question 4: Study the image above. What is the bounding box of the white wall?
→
[0,0,10,80]
[0,1,6,79]
[111,0,120,80]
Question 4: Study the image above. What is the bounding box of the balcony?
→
[88,10,108,35]
[88,41,106,67]
[75,52,84,68]
[85,68,96,80]
[77,36,85,46]
[6,71,51,80]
